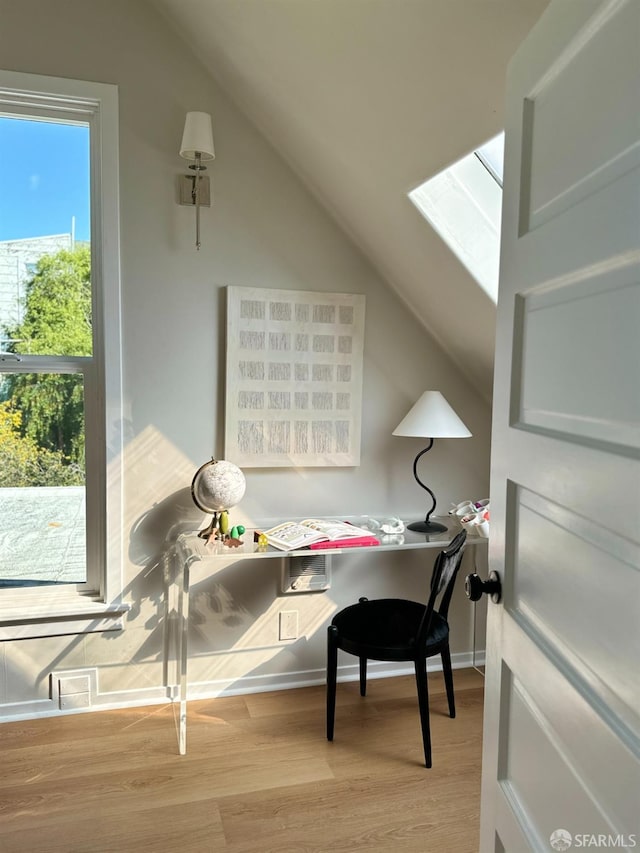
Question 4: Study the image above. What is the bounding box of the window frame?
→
[0,70,125,637]
[408,132,505,303]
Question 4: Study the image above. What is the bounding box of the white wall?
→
[0,0,491,717]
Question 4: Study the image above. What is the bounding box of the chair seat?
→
[331,598,449,661]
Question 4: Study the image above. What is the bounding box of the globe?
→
[191,459,246,514]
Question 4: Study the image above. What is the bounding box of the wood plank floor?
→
[0,668,484,853]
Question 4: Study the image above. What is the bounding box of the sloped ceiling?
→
[152,0,549,400]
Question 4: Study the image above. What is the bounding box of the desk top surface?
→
[174,516,486,565]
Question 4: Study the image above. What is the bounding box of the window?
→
[409,132,505,302]
[0,70,124,636]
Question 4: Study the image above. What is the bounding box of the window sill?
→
[0,591,130,640]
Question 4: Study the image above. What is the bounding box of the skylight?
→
[409,132,504,302]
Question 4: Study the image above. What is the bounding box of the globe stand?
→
[197,513,218,540]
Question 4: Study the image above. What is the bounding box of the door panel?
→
[510,485,639,718]
[514,262,640,452]
[496,652,637,847]
[522,0,640,233]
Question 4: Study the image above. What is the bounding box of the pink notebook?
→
[309,535,380,550]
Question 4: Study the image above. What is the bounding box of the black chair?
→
[326,529,467,768]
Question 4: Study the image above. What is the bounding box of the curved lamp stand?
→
[407,439,447,534]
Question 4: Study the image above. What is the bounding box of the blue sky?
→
[0,116,90,243]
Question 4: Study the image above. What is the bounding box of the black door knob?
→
[465,570,501,603]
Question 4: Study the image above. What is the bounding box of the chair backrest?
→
[415,530,467,646]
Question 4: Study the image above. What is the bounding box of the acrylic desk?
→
[163,518,487,754]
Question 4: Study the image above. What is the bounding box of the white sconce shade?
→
[180,111,215,161]
[393,391,471,438]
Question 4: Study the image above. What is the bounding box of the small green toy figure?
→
[224,524,245,548]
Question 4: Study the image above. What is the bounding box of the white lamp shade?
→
[180,111,215,161]
[393,391,471,438]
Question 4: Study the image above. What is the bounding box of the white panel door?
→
[481,1,640,850]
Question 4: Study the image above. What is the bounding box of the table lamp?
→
[393,391,471,533]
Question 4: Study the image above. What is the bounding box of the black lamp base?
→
[407,519,448,534]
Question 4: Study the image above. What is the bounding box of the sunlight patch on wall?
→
[409,132,504,303]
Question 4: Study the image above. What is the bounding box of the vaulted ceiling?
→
[152,0,549,400]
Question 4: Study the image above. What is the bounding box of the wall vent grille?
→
[280,554,332,593]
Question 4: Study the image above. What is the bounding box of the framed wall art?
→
[225,286,365,467]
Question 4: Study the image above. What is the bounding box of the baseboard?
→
[0,649,485,723]
[0,684,170,723]
[186,649,485,700]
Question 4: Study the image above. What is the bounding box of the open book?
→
[263,519,380,551]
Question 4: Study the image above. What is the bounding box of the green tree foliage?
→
[2,246,91,473]
[0,402,82,487]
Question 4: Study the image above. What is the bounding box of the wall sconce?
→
[179,111,215,250]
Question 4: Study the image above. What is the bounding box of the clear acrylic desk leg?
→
[471,543,485,677]
[178,559,191,755]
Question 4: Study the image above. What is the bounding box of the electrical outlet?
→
[279,610,298,641]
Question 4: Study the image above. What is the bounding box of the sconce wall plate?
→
[178,174,211,207]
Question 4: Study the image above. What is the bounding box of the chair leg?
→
[326,625,339,741]
[359,656,367,696]
[441,646,456,719]
[414,657,432,768]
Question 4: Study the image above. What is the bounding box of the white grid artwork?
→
[225,286,365,467]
